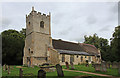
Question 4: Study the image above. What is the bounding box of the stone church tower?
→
[23,7,52,66]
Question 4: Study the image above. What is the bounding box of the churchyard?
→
[1,62,120,78]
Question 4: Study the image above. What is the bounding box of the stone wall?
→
[59,54,99,65]
[23,8,52,66]
[49,48,59,65]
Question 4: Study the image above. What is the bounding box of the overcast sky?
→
[0,2,118,43]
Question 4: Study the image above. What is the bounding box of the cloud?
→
[58,26,73,35]
[74,37,84,42]
[110,2,118,14]
[0,17,11,29]
[99,25,111,32]
[1,2,118,43]
[86,15,97,25]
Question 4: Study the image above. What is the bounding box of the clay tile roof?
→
[52,39,99,55]
[80,43,99,54]
[52,39,84,51]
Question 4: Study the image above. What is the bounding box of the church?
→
[23,7,101,66]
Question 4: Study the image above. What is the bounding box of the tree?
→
[20,28,26,37]
[2,29,25,65]
[110,26,120,62]
[84,33,110,61]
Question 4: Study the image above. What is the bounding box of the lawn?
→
[2,65,108,78]
[62,64,120,77]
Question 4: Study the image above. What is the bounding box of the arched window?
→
[77,55,79,58]
[40,21,44,28]
[28,48,30,53]
[28,22,30,26]
[81,56,83,62]
[62,54,65,62]
[70,55,74,62]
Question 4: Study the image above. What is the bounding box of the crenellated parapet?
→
[26,7,50,21]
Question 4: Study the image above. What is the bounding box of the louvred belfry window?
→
[40,21,44,28]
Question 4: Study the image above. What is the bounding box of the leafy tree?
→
[110,26,120,62]
[2,29,25,65]
[84,33,110,61]
[20,28,26,37]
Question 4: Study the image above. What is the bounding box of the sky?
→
[0,2,118,43]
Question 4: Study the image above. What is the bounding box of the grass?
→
[2,65,108,78]
[62,64,120,77]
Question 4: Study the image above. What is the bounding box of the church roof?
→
[80,43,99,55]
[56,49,93,56]
[52,39,100,56]
[52,39,84,51]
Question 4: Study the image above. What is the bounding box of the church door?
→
[27,57,31,67]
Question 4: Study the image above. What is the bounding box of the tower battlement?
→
[26,7,50,20]
[24,6,52,66]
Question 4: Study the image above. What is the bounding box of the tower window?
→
[28,22,30,26]
[40,21,44,28]
[28,48,30,53]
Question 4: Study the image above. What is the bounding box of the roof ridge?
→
[81,43,96,49]
[52,39,79,45]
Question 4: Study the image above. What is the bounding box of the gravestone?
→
[5,65,8,71]
[0,64,1,68]
[56,64,64,77]
[3,65,5,71]
[65,62,69,69]
[118,66,120,75]
[12,66,14,70]
[106,62,111,68]
[19,68,23,78]
[101,62,107,72]
[38,69,46,78]
[8,66,10,74]
[94,64,101,71]
[91,61,95,67]
[85,60,89,67]
[70,62,75,69]
[118,62,120,75]
[42,63,49,66]
[112,61,118,68]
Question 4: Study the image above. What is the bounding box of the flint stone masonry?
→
[23,7,52,66]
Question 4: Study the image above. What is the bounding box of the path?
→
[63,69,120,78]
